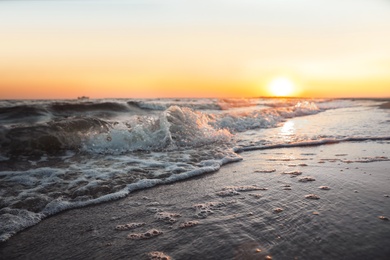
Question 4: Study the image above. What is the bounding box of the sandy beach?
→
[1,141,389,260]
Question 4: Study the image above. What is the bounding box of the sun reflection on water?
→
[280,121,296,142]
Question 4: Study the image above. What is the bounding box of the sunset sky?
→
[1,0,390,99]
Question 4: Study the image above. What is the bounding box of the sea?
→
[1,97,390,251]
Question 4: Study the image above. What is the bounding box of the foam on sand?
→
[115,222,145,231]
[254,169,276,173]
[216,185,268,196]
[305,194,320,200]
[127,229,163,240]
[179,220,199,228]
[273,208,284,213]
[282,170,302,176]
[155,212,181,224]
[147,251,172,260]
[298,176,316,182]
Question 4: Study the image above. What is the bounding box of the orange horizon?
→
[1,84,389,100]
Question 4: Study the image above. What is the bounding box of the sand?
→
[1,141,390,260]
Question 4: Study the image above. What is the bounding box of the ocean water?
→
[0,97,390,246]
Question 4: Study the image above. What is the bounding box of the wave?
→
[0,105,50,124]
[50,101,130,113]
[83,106,232,154]
[0,153,242,242]
[0,106,233,156]
[0,100,334,156]
[128,99,223,111]
[215,101,321,132]
[0,117,111,155]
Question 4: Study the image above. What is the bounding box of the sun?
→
[267,77,295,97]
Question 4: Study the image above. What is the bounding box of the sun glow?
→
[268,77,295,97]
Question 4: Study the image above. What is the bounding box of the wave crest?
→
[83,106,232,154]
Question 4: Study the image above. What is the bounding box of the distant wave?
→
[50,102,130,113]
[0,105,49,124]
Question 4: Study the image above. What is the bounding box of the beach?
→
[1,140,390,260]
[2,1,390,258]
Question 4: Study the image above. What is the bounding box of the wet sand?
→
[1,141,390,260]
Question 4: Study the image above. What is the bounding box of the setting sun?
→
[268,77,296,97]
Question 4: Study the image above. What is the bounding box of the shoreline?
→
[1,141,390,259]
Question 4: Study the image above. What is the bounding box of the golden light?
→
[268,77,295,97]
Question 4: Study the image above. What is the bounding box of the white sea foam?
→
[0,208,44,242]
[214,101,321,133]
[0,150,241,241]
[83,106,232,154]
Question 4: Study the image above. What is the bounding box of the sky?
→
[0,0,390,99]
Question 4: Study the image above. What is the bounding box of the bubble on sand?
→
[254,169,276,173]
[127,228,162,240]
[298,176,316,182]
[268,158,291,161]
[319,186,331,190]
[379,216,389,221]
[223,185,268,191]
[147,251,171,260]
[282,170,302,176]
[249,193,263,198]
[115,222,145,231]
[353,156,389,163]
[273,208,283,213]
[193,201,233,219]
[179,220,199,228]
[155,212,181,224]
[216,190,240,197]
[313,211,320,215]
[265,256,273,260]
[217,185,267,197]
[298,163,308,166]
[305,194,320,200]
